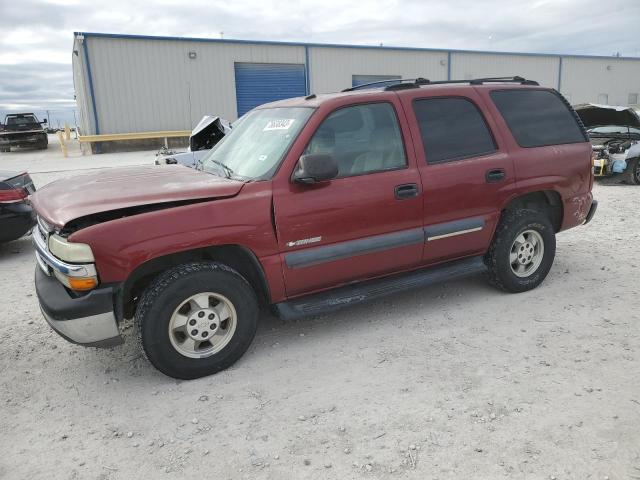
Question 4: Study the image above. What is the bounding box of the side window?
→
[305,103,406,177]
[413,97,497,164]
[490,89,587,148]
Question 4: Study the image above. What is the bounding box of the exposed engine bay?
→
[574,103,640,180]
[591,138,640,175]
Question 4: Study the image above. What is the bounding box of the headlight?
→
[48,234,95,263]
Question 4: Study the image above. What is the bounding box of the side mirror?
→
[41,119,47,124]
[293,154,338,185]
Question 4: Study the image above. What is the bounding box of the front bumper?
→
[0,135,43,146]
[35,267,123,347]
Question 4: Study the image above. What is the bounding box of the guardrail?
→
[55,130,191,157]
[78,131,191,143]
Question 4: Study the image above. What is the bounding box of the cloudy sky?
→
[1,0,638,125]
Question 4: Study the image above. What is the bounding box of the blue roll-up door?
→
[352,74,401,89]
[234,63,307,117]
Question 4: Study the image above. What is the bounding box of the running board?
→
[274,256,486,320]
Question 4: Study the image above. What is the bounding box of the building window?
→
[352,75,401,89]
[490,89,586,148]
[305,103,406,177]
[597,93,609,105]
[629,93,639,105]
[413,97,496,164]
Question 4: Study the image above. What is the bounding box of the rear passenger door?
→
[399,90,515,264]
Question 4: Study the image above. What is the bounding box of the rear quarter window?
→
[490,89,587,148]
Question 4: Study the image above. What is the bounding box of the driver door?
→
[272,100,424,297]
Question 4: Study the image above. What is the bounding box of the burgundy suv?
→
[31,76,597,379]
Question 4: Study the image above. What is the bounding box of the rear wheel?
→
[135,261,259,379]
[485,209,556,293]
[624,157,640,185]
[0,147,9,153]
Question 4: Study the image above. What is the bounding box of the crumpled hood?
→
[31,164,244,228]
[574,103,640,129]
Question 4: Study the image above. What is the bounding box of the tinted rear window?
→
[413,97,497,164]
[490,89,586,147]
[6,116,38,126]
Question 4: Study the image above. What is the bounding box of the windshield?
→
[200,107,313,180]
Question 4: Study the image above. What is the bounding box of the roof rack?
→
[383,76,539,90]
[342,76,539,93]
[341,78,430,92]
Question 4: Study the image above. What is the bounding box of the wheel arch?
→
[117,245,270,320]
[501,189,563,232]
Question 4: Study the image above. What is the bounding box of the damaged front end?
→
[575,103,640,177]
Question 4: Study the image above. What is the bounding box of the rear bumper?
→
[584,199,598,225]
[35,266,123,347]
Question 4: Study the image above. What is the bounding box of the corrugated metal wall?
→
[84,36,305,134]
[560,57,640,106]
[308,47,447,94]
[450,53,560,88]
[74,34,640,136]
[71,37,94,137]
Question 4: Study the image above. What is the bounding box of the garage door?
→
[352,74,401,89]
[234,63,307,117]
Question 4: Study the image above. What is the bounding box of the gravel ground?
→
[0,145,638,479]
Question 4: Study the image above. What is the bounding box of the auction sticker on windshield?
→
[264,119,295,131]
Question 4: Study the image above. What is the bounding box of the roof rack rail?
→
[341,78,429,92]
[343,76,539,93]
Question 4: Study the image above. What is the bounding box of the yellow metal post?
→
[64,123,71,141]
[57,131,68,158]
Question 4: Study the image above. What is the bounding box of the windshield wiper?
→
[203,159,234,178]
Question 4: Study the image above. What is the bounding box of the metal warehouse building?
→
[72,32,640,137]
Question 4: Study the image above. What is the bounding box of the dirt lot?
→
[1,143,639,479]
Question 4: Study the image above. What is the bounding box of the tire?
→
[135,261,259,379]
[485,209,556,293]
[624,157,640,185]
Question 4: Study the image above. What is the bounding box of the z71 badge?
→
[286,236,322,247]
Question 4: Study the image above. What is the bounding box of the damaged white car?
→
[574,103,640,185]
[155,116,231,168]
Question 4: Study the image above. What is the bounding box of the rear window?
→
[6,115,38,126]
[490,89,586,147]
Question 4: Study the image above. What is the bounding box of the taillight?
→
[0,188,27,203]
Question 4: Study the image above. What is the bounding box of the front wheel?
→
[485,209,556,293]
[624,157,640,185]
[135,262,259,379]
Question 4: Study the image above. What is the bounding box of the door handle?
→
[394,183,419,199]
[485,168,506,183]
